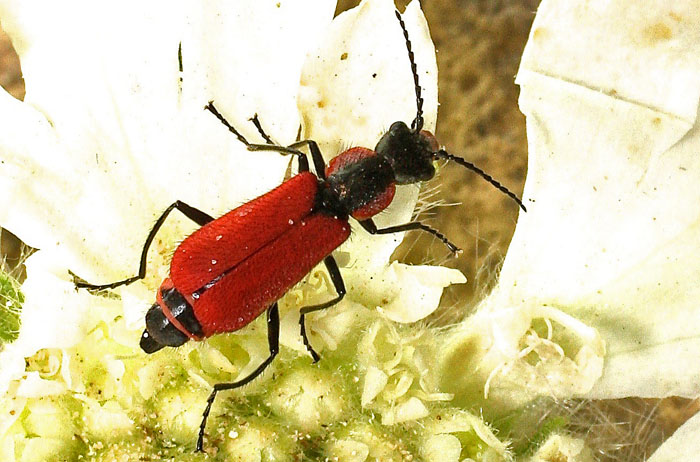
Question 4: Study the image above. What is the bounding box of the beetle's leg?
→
[243,113,327,179]
[73,201,215,292]
[246,142,316,175]
[205,102,312,174]
[247,116,330,180]
[196,303,280,452]
[299,255,346,363]
[245,139,329,178]
[359,218,461,255]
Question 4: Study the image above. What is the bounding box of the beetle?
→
[74,9,526,452]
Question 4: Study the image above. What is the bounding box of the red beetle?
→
[75,10,525,452]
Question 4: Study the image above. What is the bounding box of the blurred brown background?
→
[2,1,698,460]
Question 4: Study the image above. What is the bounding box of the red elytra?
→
[172,173,349,337]
[171,172,319,295]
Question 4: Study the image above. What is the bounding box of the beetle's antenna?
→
[395,10,424,133]
[435,149,527,212]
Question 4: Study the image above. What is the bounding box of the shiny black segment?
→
[140,287,205,354]
[143,303,189,352]
[161,287,204,338]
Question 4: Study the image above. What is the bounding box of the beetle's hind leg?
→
[196,303,280,452]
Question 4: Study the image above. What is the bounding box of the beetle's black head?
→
[375,121,438,185]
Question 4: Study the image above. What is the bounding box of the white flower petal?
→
[423,410,508,455]
[345,261,464,323]
[361,365,388,407]
[483,0,700,399]
[0,85,62,250]
[300,0,437,151]
[381,396,428,425]
[377,262,466,323]
[421,410,510,461]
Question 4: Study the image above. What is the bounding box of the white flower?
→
[0,0,471,459]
